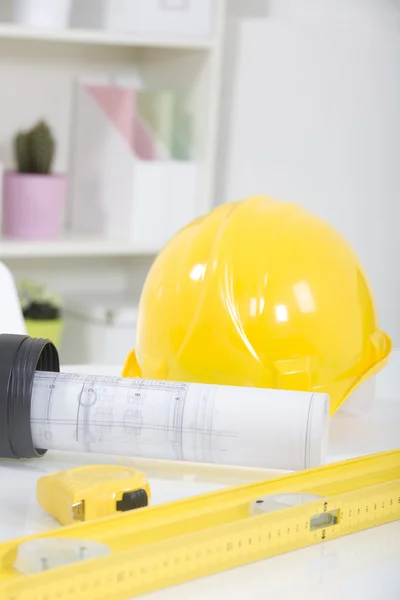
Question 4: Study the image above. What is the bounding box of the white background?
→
[216,0,400,345]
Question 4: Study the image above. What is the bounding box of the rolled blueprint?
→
[30,372,330,471]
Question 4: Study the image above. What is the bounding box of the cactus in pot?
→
[2,119,67,240]
[15,120,55,175]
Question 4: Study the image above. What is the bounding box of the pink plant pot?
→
[2,172,67,239]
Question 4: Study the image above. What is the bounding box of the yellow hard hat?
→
[123,196,391,414]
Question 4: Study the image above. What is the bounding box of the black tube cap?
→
[0,333,59,459]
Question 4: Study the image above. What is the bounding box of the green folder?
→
[136,90,194,160]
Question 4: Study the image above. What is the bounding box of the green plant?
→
[17,280,62,321]
[14,120,56,175]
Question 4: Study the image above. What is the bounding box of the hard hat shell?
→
[123,196,391,414]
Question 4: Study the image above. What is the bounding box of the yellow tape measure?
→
[1,449,400,600]
[36,465,151,525]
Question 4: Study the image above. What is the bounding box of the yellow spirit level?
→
[1,449,399,600]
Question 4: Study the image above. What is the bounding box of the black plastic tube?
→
[0,333,59,459]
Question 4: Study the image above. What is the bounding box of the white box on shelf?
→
[60,297,138,366]
[69,78,199,250]
[101,0,214,38]
[129,159,197,247]
[13,0,72,29]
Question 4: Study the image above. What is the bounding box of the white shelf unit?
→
[0,235,159,259]
[0,22,216,49]
[0,1,226,294]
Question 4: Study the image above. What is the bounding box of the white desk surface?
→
[1,356,400,599]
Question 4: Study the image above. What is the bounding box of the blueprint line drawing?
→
[30,372,330,470]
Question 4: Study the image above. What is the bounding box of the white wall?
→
[217,0,400,345]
